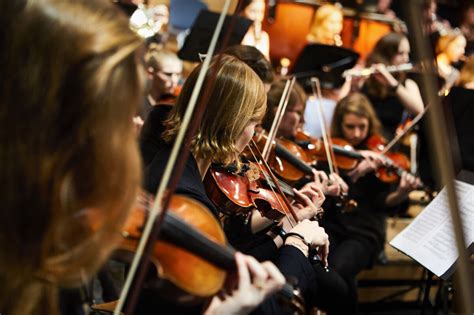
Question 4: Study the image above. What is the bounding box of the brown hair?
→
[263,80,307,131]
[162,54,267,165]
[331,92,382,139]
[145,43,182,72]
[224,45,274,84]
[0,0,143,314]
[366,32,407,98]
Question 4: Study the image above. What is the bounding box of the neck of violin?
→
[274,142,314,176]
[160,212,236,269]
[332,144,364,160]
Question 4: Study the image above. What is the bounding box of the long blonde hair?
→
[0,0,143,314]
[307,3,343,46]
[163,55,267,165]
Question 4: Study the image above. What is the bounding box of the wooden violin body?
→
[114,192,305,313]
[204,162,293,221]
[365,135,411,184]
[250,131,315,183]
[118,194,228,302]
[295,130,358,170]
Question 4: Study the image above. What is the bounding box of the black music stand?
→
[291,44,359,92]
[177,10,252,62]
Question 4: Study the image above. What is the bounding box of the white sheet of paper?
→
[390,180,474,278]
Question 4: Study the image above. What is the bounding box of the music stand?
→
[291,44,359,92]
[177,10,252,62]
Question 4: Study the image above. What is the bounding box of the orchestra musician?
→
[321,92,421,314]
[238,0,271,60]
[262,80,349,198]
[306,3,344,47]
[362,32,424,139]
[435,30,467,87]
[143,44,183,109]
[1,0,143,314]
[143,54,329,314]
[139,45,272,175]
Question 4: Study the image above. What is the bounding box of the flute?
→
[342,63,414,78]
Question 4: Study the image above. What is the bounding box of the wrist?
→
[390,82,400,93]
[284,232,310,247]
[284,238,309,257]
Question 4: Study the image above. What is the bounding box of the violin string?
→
[262,79,292,160]
[314,78,340,175]
[273,77,296,142]
[382,81,451,156]
[248,142,298,227]
[310,77,336,175]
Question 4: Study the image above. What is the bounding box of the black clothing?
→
[140,104,173,168]
[318,141,397,314]
[138,96,154,122]
[446,87,474,172]
[362,84,407,139]
[144,144,218,217]
[59,288,87,315]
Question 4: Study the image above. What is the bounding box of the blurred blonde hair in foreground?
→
[0,0,143,314]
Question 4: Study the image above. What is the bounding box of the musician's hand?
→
[359,150,386,166]
[329,173,349,195]
[205,252,285,315]
[398,171,420,195]
[133,116,144,136]
[347,157,378,182]
[372,63,399,88]
[313,170,339,197]
[287,219,329,265]
[292,188,323,220]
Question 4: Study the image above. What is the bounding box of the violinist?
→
[321,92,421,314]
[139,45,183,166]
[362,32,424,139]
[144,55,329,314]
[258,80,361,315]
[141,45,273,168]
[262,80,349,198]
[0,0,143,314]
[139,44,183,118]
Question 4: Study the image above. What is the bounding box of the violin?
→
[294,129,359,171]
[315,133,428,189]
[205,159,323,222]
[249,130,315,183]
[365,134,412,184]
[114,191,306,313]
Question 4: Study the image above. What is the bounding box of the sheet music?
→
[390,180,474,279]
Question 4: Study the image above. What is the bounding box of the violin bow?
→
[262,77,295,161]
[310,77,339,175]
[381,78,454,155]
[248,140,300,227]
[115,1,239,314]
[404,1,473,312]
